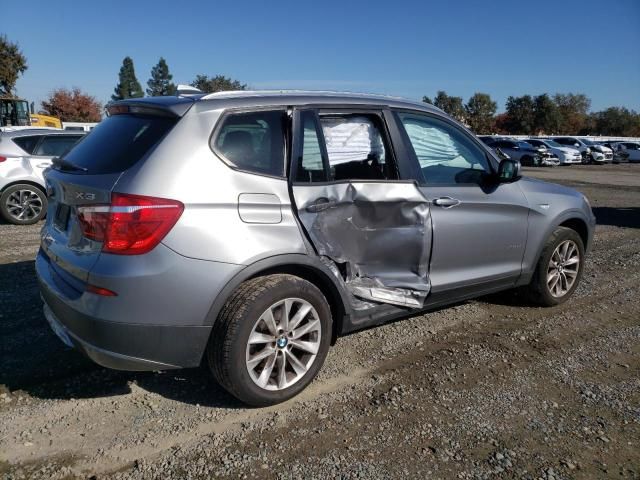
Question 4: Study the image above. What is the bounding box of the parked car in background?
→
[552,137,606,164]
[0,129,85,224]
[613,142,640,163]
[580,138,613,163]
[37,91,594,406]
[486,139,558,166]
[527,138,582,165]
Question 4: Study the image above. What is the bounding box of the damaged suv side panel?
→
[293,181,431,307]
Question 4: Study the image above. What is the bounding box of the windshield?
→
[580,139,596,146]
[541,139,562,147]
[517,141,533,149]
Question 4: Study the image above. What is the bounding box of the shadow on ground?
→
[592,207,640,229]
[0,260,242,409]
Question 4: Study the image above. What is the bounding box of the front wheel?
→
[207,274,332,406]
[0,184,48,225]
[522,226,585,306]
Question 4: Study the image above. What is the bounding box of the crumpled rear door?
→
[292,181,431,308]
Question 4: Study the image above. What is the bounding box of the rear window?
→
[12,135,44,154]
[61,114,176,174]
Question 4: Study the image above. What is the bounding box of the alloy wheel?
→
[547,240,580,298]
[245,298,321,391]
[5,189,43,222]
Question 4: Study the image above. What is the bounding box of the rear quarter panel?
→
[112,105,307,266]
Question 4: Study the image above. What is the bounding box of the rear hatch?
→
[40,104,183,296]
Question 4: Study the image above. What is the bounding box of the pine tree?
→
[111,56,144,101]
[146,57,176,97]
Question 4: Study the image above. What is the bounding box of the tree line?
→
[1,34,638,135]
[423,90,640,137]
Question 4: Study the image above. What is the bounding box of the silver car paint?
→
[37,91,595,371]
[112,106,306,266]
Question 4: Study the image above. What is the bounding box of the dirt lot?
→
[1,164,639,479]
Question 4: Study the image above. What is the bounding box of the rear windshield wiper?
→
[52,157,88,172]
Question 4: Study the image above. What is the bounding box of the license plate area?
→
[54,204,70,231]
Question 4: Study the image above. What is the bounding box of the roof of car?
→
[114,90,444,116]
[0,128,85,138]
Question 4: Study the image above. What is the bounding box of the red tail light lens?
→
[0,156,7,163]
[77,193,184,255]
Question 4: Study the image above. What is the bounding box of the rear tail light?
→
[77,193,184,255]
[0,156,6,162]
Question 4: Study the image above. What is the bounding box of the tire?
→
[0,184,47,225]
[522,226,585,307]
[207,274,332,407]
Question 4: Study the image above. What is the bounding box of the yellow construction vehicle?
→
[30,113,62,128]
[1,96,62,129]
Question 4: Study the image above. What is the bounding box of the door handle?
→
[433,197,460,208]
[306,197,336,213]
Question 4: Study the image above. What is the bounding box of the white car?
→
[613,142,640,163]
[527,139,582,165]
[0,129,85,224]
[552,137,610,164]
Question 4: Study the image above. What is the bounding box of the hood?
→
[519,176,583,201]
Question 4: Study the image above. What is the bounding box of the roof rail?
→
[176,84,204,97]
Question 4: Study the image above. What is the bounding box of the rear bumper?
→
[36,248,217,371]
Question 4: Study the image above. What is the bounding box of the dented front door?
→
[290,109,432,308]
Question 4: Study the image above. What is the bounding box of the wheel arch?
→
[204,254,352,345]
[1,179,46,195]
[558,217,589,248]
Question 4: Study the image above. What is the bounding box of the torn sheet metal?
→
[294,182,431,308]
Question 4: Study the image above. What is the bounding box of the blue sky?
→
[4,0,640,112]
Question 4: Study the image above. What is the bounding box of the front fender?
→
[520,207,594,283]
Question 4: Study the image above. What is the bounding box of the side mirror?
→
[497,159,521,183]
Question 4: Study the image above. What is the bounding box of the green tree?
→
[433,90,465,121]
[111,56,144,101]
[422,95,433,105]
[504,95,536,134]
[191,74,246,94]
[464,92,497,134]
[146,57,176,97]
[553,93,590,134]
[533,94,561,134]
[0,35,28,96]
[593,107,640,136]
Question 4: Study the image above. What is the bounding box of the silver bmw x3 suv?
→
[37,90,595,406]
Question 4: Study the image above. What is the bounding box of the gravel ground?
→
[1,164,639,479]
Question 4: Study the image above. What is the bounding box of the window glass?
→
[34,135,82,157]
[213,110,285,177]
[63,115,174,174]
[398,112,491,184]
[295,112,326,182]
[13,135,44,154]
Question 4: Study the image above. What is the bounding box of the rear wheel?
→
[0,184,47,225]
[207,274,332,406]
[522,226,585,306]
